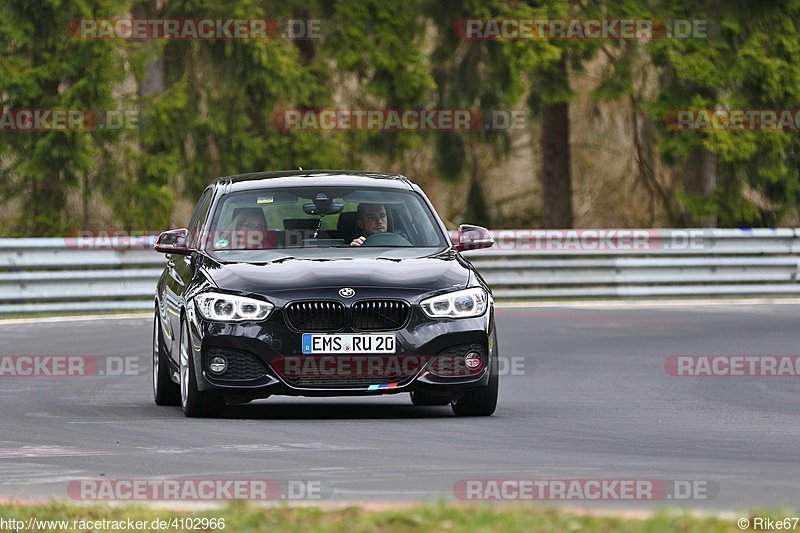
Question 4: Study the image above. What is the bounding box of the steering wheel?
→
[363,232,412,247]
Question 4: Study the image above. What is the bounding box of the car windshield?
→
[203,186,450,261]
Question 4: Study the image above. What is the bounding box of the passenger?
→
[233,210,268,249]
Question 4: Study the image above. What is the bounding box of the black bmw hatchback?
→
[153,171,498,417]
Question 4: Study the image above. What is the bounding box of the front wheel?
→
[153,313,179,406]
[180,319,224,418]
[451,344,499,417]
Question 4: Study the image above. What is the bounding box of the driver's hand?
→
[350,236,366,246]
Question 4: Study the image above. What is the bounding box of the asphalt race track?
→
[1,303,798,510]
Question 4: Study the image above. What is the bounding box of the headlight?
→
[194,292,274,322]
[420,288,488,318]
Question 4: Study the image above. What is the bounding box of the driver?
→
[350,203,387,246]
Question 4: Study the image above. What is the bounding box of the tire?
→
[451,342,499,417]
[410,391,452,406]
[179,319,224,418]
[153,313,180,406]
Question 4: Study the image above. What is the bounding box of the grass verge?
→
[0,500,782,532]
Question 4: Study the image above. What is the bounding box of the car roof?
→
[213,170,416,193]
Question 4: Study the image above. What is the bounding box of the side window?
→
[187,188,214,248]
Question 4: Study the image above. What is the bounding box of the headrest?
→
[232,207,267,228]
[336,211,359,233]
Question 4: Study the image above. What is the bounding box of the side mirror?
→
[455,224,494,252]
[154,228,192,255]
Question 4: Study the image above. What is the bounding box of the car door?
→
[165,187,214,364]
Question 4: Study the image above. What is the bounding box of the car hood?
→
[200,253,471,295]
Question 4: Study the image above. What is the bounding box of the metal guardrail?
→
[0,237,161,315]
[0,229,798,315]
[464,229,800,299]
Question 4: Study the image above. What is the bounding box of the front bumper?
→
[185,301,495,398]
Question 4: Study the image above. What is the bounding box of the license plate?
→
[302,334,396,354]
